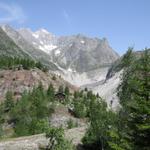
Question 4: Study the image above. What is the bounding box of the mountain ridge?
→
[0,24,120,87]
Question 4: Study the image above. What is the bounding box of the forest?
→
[0,49,149,150]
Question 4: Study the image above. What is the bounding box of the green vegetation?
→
[45,127,74,150]
[115,49,150,150]
[82,96,117,150]
[82,48,150,150]
[0,83,55,137]
[0,56,48,71]
[10,84,54,136]
[0,83,76,148]
[67,119,78,129]
[0,48,149,149]
[4,91,14,112]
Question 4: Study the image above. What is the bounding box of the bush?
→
[67,119,78,129]
[52,75,56,80]
[45,127,74,150]
[73,98,87,118]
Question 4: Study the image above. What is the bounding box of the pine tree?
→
[118,49,150,149]
[58,85,64,93]
[47,83,55,100]
[64,86,70,96]
[126,49,150,149]
[4,91,14,112]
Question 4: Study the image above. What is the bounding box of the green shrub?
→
[67,119,78,129]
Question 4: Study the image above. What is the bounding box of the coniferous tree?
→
[125,49,150,149]
[64,86,70,96]
[58,85,64,93]
[47,83,55,100]
[117,49,150,150]
[4,91,14,112]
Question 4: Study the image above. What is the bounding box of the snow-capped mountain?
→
[1,24,121,107]
[19,28,58,54]
[1,25,59,71]
[19,29,119,73]
[18,28,119,86]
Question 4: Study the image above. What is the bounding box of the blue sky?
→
[0,0,150,55]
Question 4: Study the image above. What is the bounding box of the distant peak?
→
[0,24,14,32]
[101,37,109,45]
[36,28,49,34]
[19,28,33,33]
[40,28,49,34]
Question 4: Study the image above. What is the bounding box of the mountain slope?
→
[0,68,78,101]
[0,25,120,87]
[0,28,29,58]
[51,35,119,73]
[18,28,58,54]
[19,29,119,73]
[19,28,119,86]
[1,25,59,71]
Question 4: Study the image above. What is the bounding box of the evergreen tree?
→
[58,85,64,93]
[4,91,14,112]
[117,49,150,149]
[126,49,150,149]
[47,83,55,100]
[46,127,73,150]
[73,98,87,118]
[65,86,70,96]
[82,97,117,150]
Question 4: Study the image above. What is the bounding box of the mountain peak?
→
[38,28,49,34]
[35,28,55,36]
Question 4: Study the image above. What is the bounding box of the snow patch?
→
[55,49,61,55]
[1,25,6,31]
[68,68,73,72]
[40,29,49,34]
[38,44,57,53]
[39,45,45,51]
[40,41,44,45]
[80,40,85,44]
[32,33,39,39]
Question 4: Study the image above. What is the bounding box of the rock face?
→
[50,35,119,73]
[18,26,119,86]
[19,28,58,54]
[19,29,119,72]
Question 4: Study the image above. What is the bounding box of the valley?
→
[0,25,149,150]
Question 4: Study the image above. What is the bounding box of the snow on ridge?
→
[68,68,73,72]
[32,33,39,39]
[39,45,45,51]
[40,28,49,34]
[1,25,6,31]
[40,41,44,44]
[80,40,85,44]
[55,49,61,55]
[38,44,57,53]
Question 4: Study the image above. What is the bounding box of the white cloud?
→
[62,9,71,25]
[0,2,26,24]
